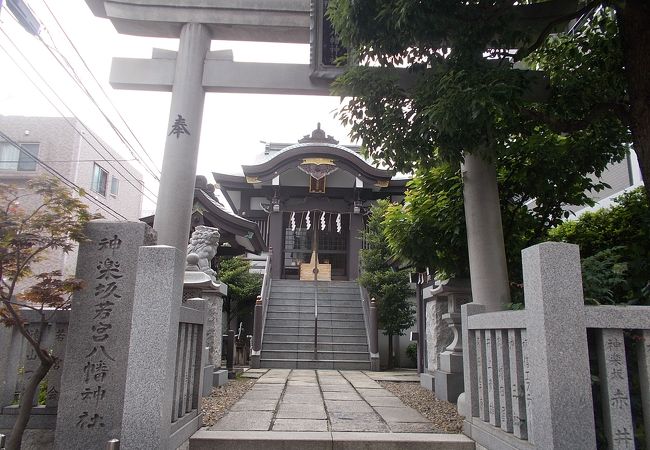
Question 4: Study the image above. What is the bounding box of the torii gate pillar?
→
[462,153,510,312]
[154,23,211,251]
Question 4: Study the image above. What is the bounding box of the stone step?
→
[259,359,372,370]
[264,326,367,336]
[269,294,362,302]
[268,291,362,298]
[266,311,364,320]
[262,333,368,344]
[261,349,370,361]
[266,304,363,313]
[269,285,360,291]
[264,319,365,329]
[268,293,362,299]
[262,342,369,352]
[270,285,360,292]
[190,430,476,450]
[271,281,359,286]
[271,283,360,289]
[268,300,362,308]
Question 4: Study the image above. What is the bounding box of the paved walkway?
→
[211,369,436,433]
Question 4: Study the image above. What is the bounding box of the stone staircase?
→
[260,280,371,369]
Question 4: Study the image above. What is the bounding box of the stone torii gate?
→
[85,0,575,312]
[85,0,343,254]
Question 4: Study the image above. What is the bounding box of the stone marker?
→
[597,328,634,450]
[120,245,188,449]
[54,221,156,450]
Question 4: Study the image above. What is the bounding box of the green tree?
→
[382,164,468,280]
[217,256,263,328]
[359,200,414,369]
[329,3,639,301]
[548,187,650,305]
[329,2,648,198]
[382,144,621,291]
[0,177,99,450]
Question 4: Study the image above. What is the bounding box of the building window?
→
[0,142,39,171]
[110,176,119,196]
[91,164,108,196]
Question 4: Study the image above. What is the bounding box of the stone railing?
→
[0,267,210,449]
[461,242,650,450]
[359,285,379,371]
[0,309,69,430]
[250,248,272,368]
[169,299,207,448]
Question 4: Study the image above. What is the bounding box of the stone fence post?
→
[120,245,186,449]
[226,330,235,379]
[369,298,379,371]
[521,242,595,449]
[0,326,22,409]
[183,261,227,388]
[250,296,263,369]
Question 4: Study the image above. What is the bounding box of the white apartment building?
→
[0,115,144,290]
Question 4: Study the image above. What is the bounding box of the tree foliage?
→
[327,0,650,216]
[548,187,650,305]
[328,3,640,292]
[217,256,263,326]
[0,177,99,449]
[381,140,628,286]
[359,200,414,336]
[382,164,468,279]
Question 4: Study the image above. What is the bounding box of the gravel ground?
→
[379,381,464,433]
[201,378,255,426]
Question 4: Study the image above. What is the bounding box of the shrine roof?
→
[239,142,393,183]
[140,179,266,255]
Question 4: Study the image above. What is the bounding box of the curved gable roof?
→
[241,143,393,185]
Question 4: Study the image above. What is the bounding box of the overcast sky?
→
[0,0,353,215]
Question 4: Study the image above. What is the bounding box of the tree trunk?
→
[6,359,52,450]
[617,0,650,200]
[387,333,394,370]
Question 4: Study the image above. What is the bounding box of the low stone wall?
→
[461,242,650,449]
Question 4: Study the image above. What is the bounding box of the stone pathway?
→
[210,369,437,433]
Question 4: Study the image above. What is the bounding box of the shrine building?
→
[213,125,409,282]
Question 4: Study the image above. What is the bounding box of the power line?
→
[0,130,128,220]
[38,0,162,180]
[0,23,157,202]
[0,9,160,199]
[2,20,161,200]
[0,26,158,204]
[37,33,162,182]
[9,0,162,182]
[36,36,163,186]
